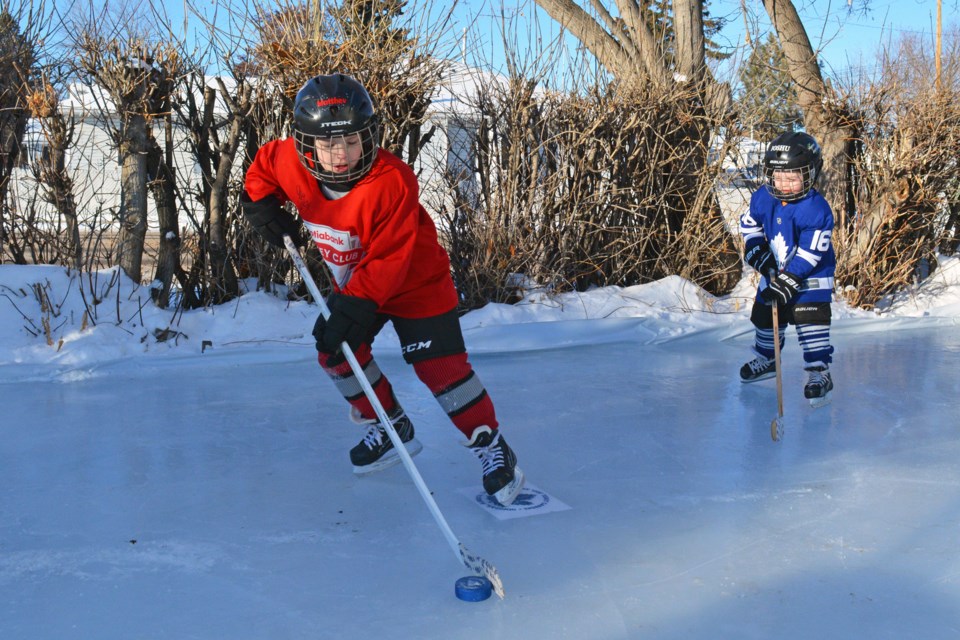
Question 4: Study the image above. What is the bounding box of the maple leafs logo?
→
[771,232,788,270]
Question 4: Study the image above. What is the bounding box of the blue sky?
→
[143,0,953,82]
[728,0,956,78]
[458,0,955,80]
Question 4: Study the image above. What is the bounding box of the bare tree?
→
[26,77,81,269]
[508,0,740,294]
[174,72,253,305]
[251,0,450,166]
[76,28,180,283]
[756,2,960,306]
[0,6,39,262]
[759,0,856,211]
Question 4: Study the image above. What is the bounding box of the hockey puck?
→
[454,576,493,602]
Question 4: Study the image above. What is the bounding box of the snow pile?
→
[1,256,957,371]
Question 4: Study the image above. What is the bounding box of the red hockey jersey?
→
[245,139,459,318]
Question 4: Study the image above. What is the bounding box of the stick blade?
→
[459,543,504,599]
[771,416,784,441]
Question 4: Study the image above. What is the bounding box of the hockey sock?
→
[797,323,834,366]
[412,353,498,438]
[754,326,786,360]
[318,344,397,420]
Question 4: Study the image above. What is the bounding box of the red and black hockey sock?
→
[412,353,498,438]
[318,344,397,420]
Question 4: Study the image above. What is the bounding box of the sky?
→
[2,249,960,638]
[156,0,958,82]
[715,0,955,78]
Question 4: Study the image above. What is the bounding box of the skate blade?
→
[352,438,423,476]
[740,372,776,384]
[493,467,526,506]
[809,392,832,409]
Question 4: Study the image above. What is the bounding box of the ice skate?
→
[466,426,525,506]
[349,406,422,475]
[804,365,833,409]
[740,355,776,383]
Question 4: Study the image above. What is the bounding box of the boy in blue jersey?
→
[739,131,835,407]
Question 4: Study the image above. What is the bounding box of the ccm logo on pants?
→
[402,340,433,355]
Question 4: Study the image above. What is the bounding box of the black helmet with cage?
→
[762,131,823,202]
[292,73,380,188]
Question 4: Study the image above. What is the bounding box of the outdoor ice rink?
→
[3,316,959,639]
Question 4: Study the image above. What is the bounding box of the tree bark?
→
[205,79,248,304]
[37,113,81,269]
[674,0,706,82]
[533,0,663,86]
[147,114,180,308]
[117,114,149,282]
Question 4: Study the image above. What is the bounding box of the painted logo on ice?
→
[475,487,551,512]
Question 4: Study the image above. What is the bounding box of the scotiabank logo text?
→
[312,230,345,245]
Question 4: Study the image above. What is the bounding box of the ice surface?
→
[2,263,960,639]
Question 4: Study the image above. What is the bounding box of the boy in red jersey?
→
[241,74,524,505]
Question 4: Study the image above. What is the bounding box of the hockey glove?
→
[313,293,379,354]
[240,191,303,248]
[761,271,802,307]
[744,242,777,276]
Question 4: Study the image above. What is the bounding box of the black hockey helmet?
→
[292,73,380,186]
[762,131,823,202]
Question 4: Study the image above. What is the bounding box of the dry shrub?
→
[438,72,740,308]
[835,86,960,308]
[250,0,445,166]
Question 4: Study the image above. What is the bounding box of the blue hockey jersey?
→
[740,186,836,304]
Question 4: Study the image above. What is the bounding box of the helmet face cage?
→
[292,74,381,185]
[294,123,379,186]
[762,132,823,202]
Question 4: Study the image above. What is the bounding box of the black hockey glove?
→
[761,271,802,307]
[744,242,777,276]
[313,293,379,355]
[240,191,303,248]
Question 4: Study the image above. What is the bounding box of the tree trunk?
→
[38,115,81,270]
[117,114,149,282]
[0,107,28,262]
[674,0,706,81]
[147,114,180,308]
[205,80,247,304]
[533,0,666,86]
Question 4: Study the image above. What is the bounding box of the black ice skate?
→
[349,405,422,475]
[804,365,834,408]
[740,355,776,383]
[466,426,525,506]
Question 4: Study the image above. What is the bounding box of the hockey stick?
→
[770,276,785,441]
[282,235,505,598]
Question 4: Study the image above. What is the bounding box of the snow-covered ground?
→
[2,257,960,639]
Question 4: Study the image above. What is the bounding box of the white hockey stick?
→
[770,275,785,442]
[282,235,505,598]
